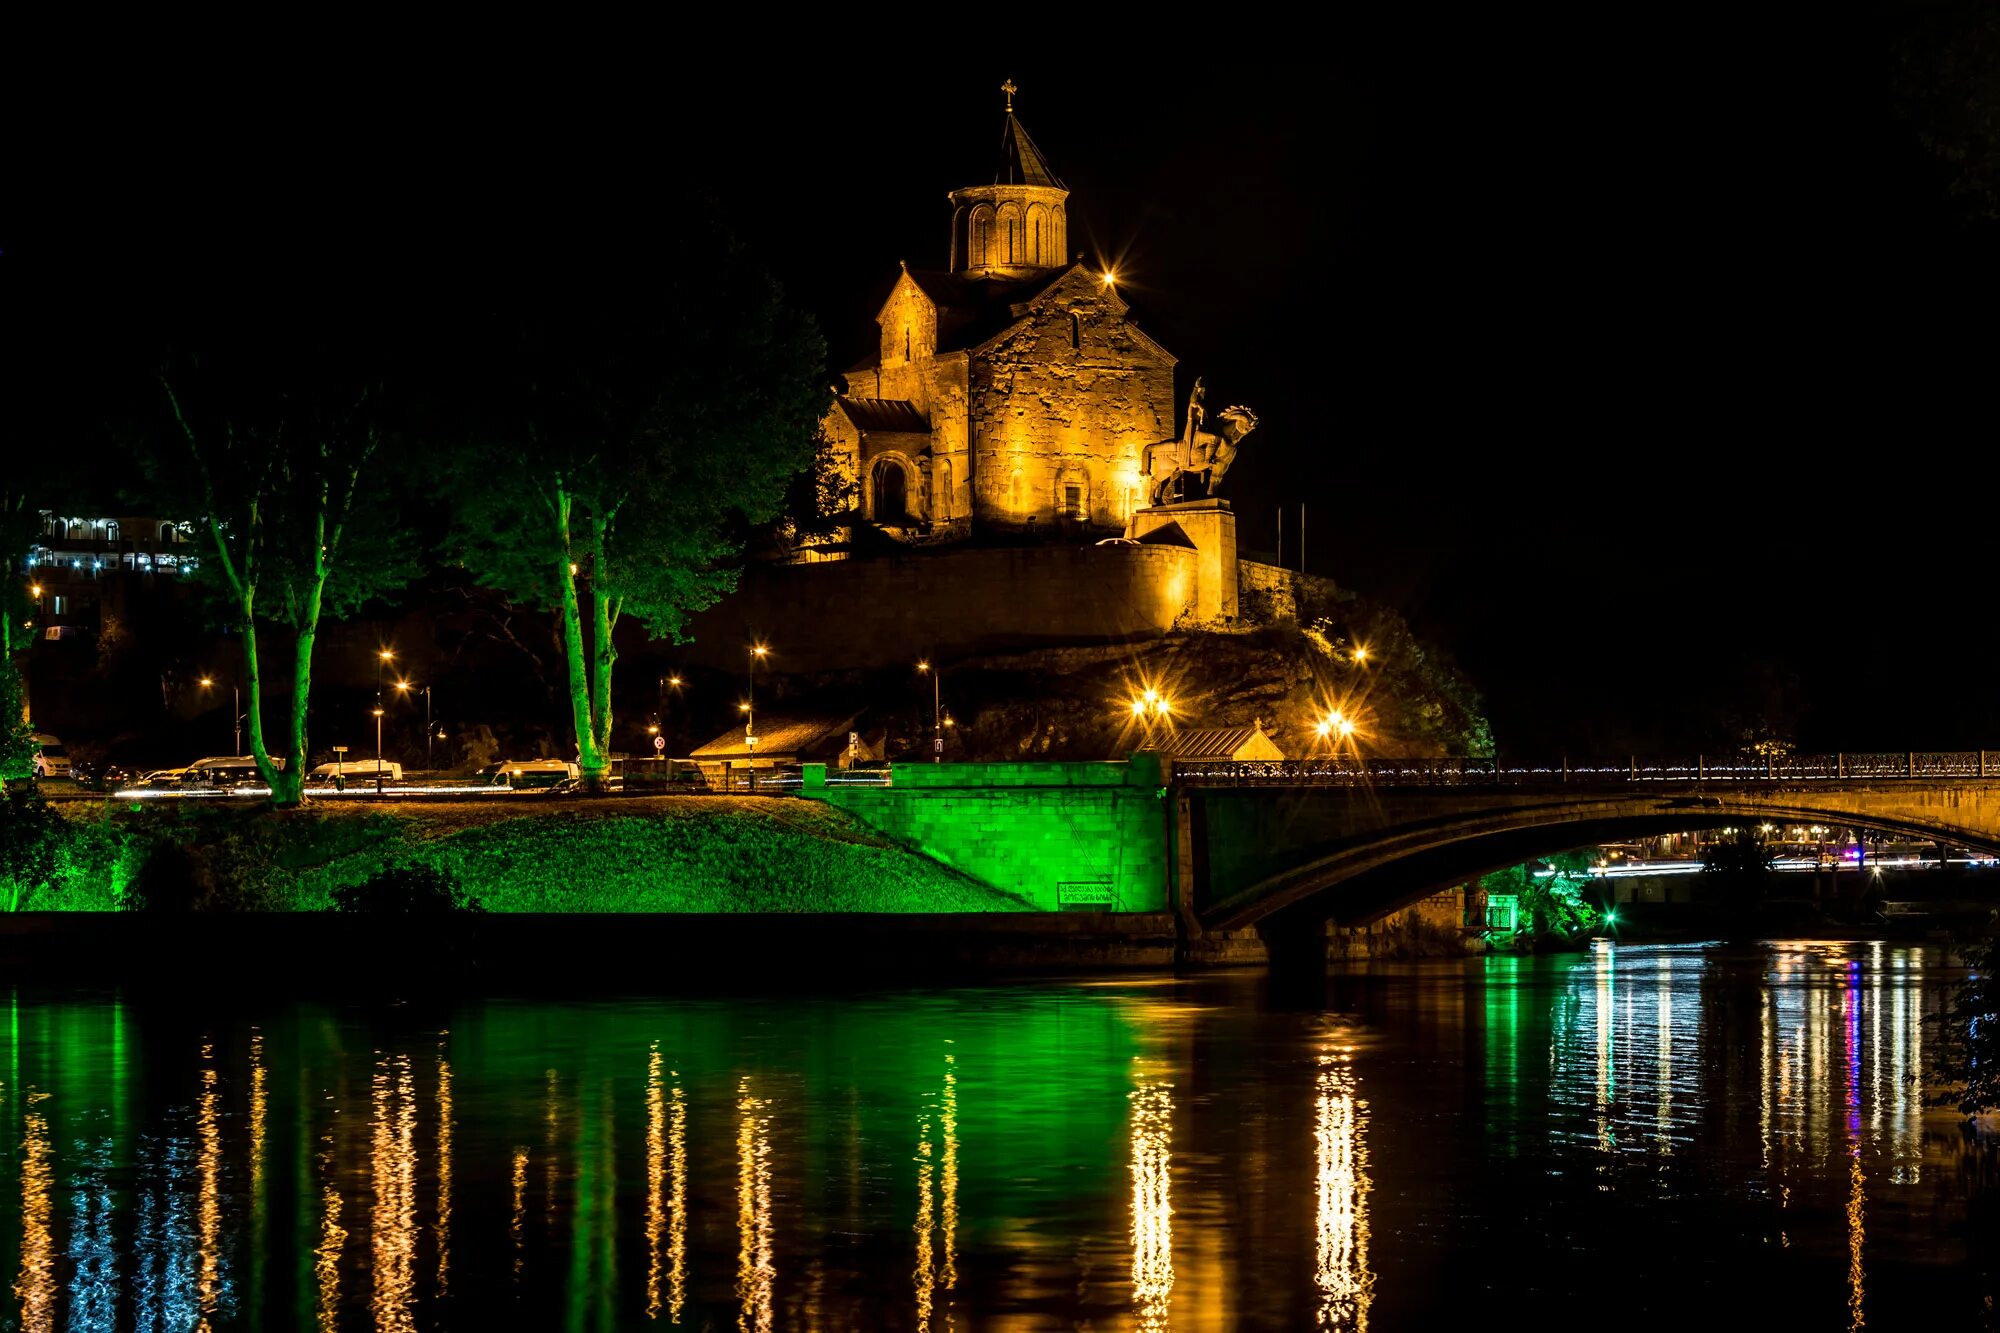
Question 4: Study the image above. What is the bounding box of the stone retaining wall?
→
[802,757,1170,911]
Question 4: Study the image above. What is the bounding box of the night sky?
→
[9,23,1997,753]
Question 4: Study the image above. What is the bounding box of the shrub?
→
[331,864,485,915]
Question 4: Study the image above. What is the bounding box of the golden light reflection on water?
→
[437,1041,454,1296]
[941,1050,959,1294]
[1314,1047,1372,1330]
[914,1102,935,1331]
[913,1047,961,1332]
[511,1147,530,1281]
[1593,944,1614,1154]
[17,1091,52,1333]
[371,1053,419,1333]
[647,1046,689,1324]
[249,1031,267,1189]
[1129,1065,1174,1331]
[670,1074,688,1322]
[647,1046,666,1321]
[196,1045,222,1331]
[737,1076,775,1333]
[315,1144,345,1333]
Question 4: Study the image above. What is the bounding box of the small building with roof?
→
[686,712,883,790]
[1157,720,1287,763]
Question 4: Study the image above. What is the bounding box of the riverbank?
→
[37,796,1034,914]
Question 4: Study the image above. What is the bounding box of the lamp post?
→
[373,649,394,792]
[199,675,242,754]
[400,681,431,771]
[746,646,767,792]
[916,660,942,762]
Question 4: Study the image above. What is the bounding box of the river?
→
[0,941,1990,1329]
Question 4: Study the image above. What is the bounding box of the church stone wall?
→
[969,271,1173,533]
[681,543,1200,673]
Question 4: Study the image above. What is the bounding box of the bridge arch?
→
[1195,789,2000,935]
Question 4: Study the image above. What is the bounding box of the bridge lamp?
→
[1131,699,1149,718]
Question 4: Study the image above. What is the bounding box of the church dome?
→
[949,80,1070,278]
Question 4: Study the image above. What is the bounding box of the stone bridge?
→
[802,752,2000,966]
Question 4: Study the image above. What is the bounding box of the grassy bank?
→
[35,797,1034,913]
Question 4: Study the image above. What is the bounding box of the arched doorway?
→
[871,458,910,524]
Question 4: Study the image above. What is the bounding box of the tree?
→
[1931,936,2000,1114]
[157,361,419,807]
[1484,849,1600,942]
[0,786,62,911]
[332,863,483,914]
[1699,826,1777,922]
[445,214,824,787]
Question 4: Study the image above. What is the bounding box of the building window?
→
[159,523,175,543]
[1070,313,1081,349]
[971,209,994,267]
[904,326,911,361]
[104,521,119,543]
[1007,220,1016,263]
[1063,485,1085,522]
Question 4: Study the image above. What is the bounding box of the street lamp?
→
[1352,644,1370,665]
[200,675,242,754]
[916,660,943,762]
[657,674,682,746]
[398,680,431,771]
[746,646,767,791]
[372,704,386,794]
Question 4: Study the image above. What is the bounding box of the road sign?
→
[653,735,666,753]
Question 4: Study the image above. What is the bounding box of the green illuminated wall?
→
[803,758,1170,912]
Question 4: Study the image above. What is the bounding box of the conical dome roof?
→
[996,113,1065,189]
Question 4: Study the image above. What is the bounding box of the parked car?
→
[486,759,581,789]
[309,759,403,783]
[72,760,131,791]
[538,774,625,796]
[29,734,70,780]
[182,757,278,791]
[135,767,189,789]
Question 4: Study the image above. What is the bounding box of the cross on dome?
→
[1001,78,1017,112]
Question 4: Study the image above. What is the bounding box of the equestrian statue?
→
[1140,377,1259,507]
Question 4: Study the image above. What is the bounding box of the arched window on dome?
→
[1025,202,1048,266]
[970,208,994,269]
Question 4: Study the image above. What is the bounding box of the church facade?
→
[823,89,1178,541]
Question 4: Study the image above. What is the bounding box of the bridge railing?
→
[1172,751,2000,786]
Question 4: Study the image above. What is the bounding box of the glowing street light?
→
[199,675,242,754]
[916,660,944,762]
[1102,269,1118,288]
[372,704,386,794]
[745,645,769,792]
[1352,645,1370,665]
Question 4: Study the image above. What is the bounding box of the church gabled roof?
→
[899,266,1073,353]
[996,114,1064,189]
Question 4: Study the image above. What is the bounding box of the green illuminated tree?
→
[0,786,61,911]
[445,218,823,788]
[158,366,419,807]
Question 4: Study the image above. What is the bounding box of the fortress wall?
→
[682,543,1200,672]
[1236,561,1352,626]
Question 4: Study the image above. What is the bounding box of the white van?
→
[487,759,580,788]
[309,759,403,783]
[182,756,278,790]
[30,734,69,780]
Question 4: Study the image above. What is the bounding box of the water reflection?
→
[737,1076,775,1333]
[19,1090,53,1333]
[1129,1063,1174,1331]
[371,1053,418,1332]
[0,949,1979,1328]
[1314,1046,1372,1330]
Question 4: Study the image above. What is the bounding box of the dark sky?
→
[9,23,1998,752]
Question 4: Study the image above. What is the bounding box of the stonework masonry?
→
[681,542,1201,673]
[804,757,1169,912]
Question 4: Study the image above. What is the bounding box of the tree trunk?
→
[583,516,618,790]
[554,489,606,783]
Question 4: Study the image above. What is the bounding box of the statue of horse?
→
[1142,404,1259,507]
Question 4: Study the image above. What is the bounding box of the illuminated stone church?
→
[823,82,1178,540]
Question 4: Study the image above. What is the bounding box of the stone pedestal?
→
[1126,499,1238,623]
